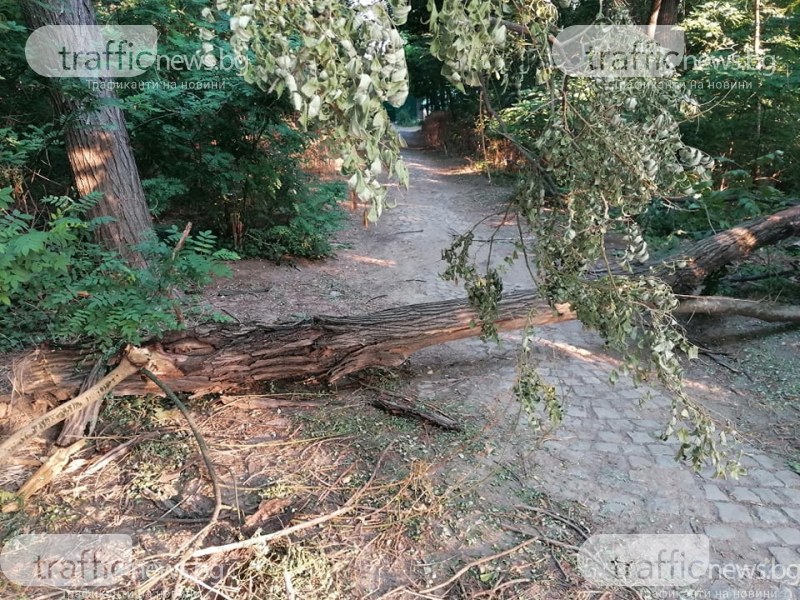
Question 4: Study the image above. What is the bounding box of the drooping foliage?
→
[203,0,412,220]
[209,0,752,471]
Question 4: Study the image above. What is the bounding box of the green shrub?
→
[0,0,345,263]
[0,188,236,353]
[241,181,346,261]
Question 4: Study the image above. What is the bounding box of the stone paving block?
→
[769,546,800,566]
[749,453,780,470]
[729,487,761,504]
[593,407,622,420]
[627,455,652,469]
[604,419,633,432]
[573,386,599,398]
[746,528,780,544]
[565,440,592,452]
[627,431,655,445]
[739,455,760,469]
[716,502,753,524]
[782,507,800,524]
[774,470,800,487]
[773,527,800,545]
[704,484,728,502]
[779,489,800,506]
[647,443,676,457]
[597,431,626,443]
[645,497,678,514]
[628,466,697,489]
[619,389,645,401]
[566,426,596,440]
[652,454,680,467]
[556,449,593,465]
[696,466,721,480]
[749,470,787,488]
[752,488,787,505]
[564,406,588,418]
[753,506,790,525]
[685,502,717,521]
[704,524,738,540]
[617,444,645,456]
[593,442,623,454]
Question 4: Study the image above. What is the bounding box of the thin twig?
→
[501,523,582,552]
[418,537,540,595]
[137,368,223,598]
[172,222,193,261]
[728,267,796,283]
[169,222,192,327]
[699,350,753,380]
[141,368,223,525]
[174,565,235,600]
[515,504,591,539]
[81,432,159,477]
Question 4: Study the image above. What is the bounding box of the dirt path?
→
[209,130,800,598]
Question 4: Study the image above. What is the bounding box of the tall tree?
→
[20,0,153,263]
[646,0,680,29]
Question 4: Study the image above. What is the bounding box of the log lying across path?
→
[12,204,800,403]
[15,290,800,405]
[14,292,572,401]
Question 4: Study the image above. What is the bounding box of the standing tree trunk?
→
[20,0,155,443]
[646,0,662,37]
[657,0,679,24]
[645,0,680,28]
[20,0,153,263]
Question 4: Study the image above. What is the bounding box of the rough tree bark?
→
[13,292,572,402]
[646,0,680,28]
[645,0,662,37]
[650,204,800,293]
[20,0,153,260]
[656,0,679,25]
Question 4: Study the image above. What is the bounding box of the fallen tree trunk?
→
[674,296,800,323]
[653,204,800,293]
[11,206,800,404]
[11,289,800,406]
[13,292,572,402]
